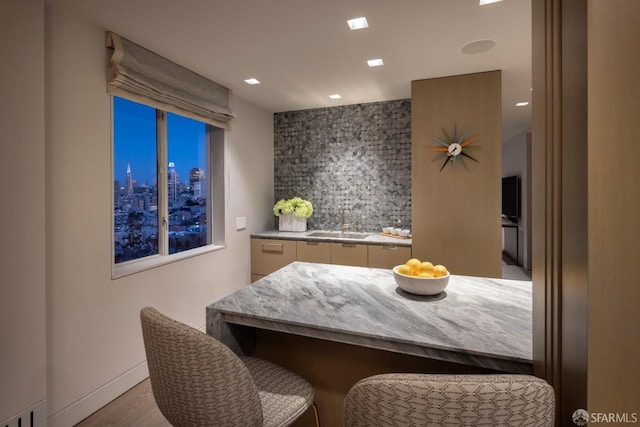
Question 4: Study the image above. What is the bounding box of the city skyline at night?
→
[113,96,207,186]
[113,96,210,263]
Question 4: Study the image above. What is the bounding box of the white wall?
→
[0,0,48,423]
[45,3,274,425]
[502,131,530,268]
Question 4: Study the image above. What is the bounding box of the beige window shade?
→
[106,31,235,128]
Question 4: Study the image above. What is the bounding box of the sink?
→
[307,231,370,239]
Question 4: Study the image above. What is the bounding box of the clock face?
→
[448,143,462,156]
[430,126,480,172]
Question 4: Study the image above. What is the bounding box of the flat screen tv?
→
[502,176,520,222]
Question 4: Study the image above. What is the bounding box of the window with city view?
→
[113,96,223,270]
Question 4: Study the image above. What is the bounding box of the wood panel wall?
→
[587,0,640,415]
[255,330,496,427]
[411,71,502,278]
[533,2,640,424]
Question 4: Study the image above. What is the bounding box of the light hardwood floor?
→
[74,379,171,427]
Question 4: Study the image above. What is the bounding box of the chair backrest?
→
[343,373,555,426]
[140,307,263,426]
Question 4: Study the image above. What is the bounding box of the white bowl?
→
[398,229,411,237]
[390,228,399,235]
[392,265,450,295]
[382,227,393,234]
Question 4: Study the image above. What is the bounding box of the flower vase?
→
[279,214,307,232]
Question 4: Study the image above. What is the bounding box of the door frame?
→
[531,0,588,425]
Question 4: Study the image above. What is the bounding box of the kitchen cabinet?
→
[330,242,368,267]
[296,241,331,264]
[251,238,296,282]
[367,244,412,269]
[251,235,411,280]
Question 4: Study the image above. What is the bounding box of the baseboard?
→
[501,250,519,266]
[47,361,149,427]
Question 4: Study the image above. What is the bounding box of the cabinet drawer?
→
[330,242,368,267]
[296,241,331,264]
[367,245,412,269]
[251,238,297,276]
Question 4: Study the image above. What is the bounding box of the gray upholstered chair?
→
[140,307,318,427]
[343,373,555,426]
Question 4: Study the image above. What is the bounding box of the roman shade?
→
[106,31,235,128]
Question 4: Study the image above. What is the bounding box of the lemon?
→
[418,272,434,278]
[419,261,434,274]
[397,265,413,276]
[434,264,448,277]
[405,258,421,269]
[403,258,420,275]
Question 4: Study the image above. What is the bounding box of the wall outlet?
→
[235,216,247,230]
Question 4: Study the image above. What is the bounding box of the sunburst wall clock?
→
[430,125,479,172]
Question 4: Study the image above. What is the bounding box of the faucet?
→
[339,206,350,233]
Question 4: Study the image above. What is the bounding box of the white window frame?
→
[111,96,227,279]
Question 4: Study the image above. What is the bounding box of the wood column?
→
[411,71,502,278]
[587,0,640,417]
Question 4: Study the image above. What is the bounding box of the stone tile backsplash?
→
[274,99,412,232]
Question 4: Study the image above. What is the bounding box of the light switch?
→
[235,216,247,230]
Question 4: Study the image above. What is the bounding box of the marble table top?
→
[207,261,532,373]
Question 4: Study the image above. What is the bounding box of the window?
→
[112,96,225,277]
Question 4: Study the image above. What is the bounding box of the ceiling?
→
[54,0,532,143]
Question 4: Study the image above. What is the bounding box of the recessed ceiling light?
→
[461,39,496,55]
[516,102,529,107]
[244,78,260,85]
[367,58,384,67]
[479,0,503,5]
[347,17,368,30]
[329,94,342,100]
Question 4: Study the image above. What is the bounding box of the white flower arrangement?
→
[273,197,313,218]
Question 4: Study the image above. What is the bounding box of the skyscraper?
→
[189,167,204,188]
[125,163,133,196]
[114,180,122,204]
[189,167,204,198]
[168,162,179,205]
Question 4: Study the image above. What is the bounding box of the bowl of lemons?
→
[393,258,450,295]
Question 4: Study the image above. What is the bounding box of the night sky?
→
[113,96,207,186]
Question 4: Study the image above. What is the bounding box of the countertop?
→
[251,230,412,246]
[207,261,532,373]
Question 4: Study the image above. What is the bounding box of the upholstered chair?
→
[343,373,554,426]
[140,307,318,427]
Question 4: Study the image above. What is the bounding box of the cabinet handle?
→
[342,243,356,248]
[382,245,398,251]
[306,241,320,246]
[261,243,283,253]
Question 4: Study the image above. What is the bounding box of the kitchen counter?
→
[207,261,532,374]
[251,229,412,246]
